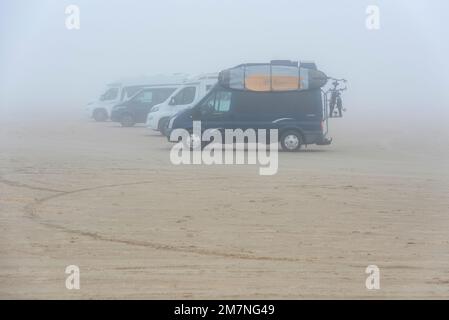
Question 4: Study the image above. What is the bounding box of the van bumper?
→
[315,137,332,145]
[304,132,332,145]
[146,114,159,130]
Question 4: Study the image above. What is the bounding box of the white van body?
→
[85,74,189,121]
[146,73,218,132]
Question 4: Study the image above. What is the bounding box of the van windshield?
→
[122,86,147,100]
[170,86,196,105]
[100,87,119,101]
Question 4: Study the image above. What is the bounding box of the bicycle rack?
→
[321,78,347,137]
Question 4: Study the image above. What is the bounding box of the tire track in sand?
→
[0,176,65,193]
[3,177,302,262]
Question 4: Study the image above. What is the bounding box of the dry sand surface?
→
[1,110,449,299]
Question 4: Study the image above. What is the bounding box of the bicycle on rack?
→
[325,78,347,118]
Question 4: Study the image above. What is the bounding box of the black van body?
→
[110,87,176,127]
[167,83,331,151]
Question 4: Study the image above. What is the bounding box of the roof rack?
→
[299,61,317,70]
[270,60,298,67]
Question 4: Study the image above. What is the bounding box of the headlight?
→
[151,106,159,113]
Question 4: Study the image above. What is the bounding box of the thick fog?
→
[1,0,448,122]
[2,1,449,300]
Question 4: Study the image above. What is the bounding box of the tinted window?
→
[199,90,232,114]
[133,90,153,103]
[173,86,196,105]
[124,86,146,99]
[215,91,232,112]
[153,88,176,104]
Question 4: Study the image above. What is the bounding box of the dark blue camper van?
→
[167,60,333,151]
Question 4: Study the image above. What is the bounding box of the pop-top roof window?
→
[271,65,300,91]
[245,65,271,91]
[219,62,327,92]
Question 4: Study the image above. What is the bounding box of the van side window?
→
[153,88,176,104]
[134,90,153,103]
[214,91,232,112]
[125,86,145,99]
[173,86,196,105]
[200,91,232,114]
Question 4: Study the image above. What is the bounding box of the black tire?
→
[120,114,135,127]
[93,109,108,122]
[158,118,169,136]
[280,130,302,152]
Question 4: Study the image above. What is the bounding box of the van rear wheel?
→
[280,130,302,152]
[120,114,135,127]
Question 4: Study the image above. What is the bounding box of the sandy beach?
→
[1,110,448,299]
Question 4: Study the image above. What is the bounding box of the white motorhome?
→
[146,73,218,135]
[85,74,189,121]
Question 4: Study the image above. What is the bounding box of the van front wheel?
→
[93,109,108,122]
[120,114,135,127]
[280,130,302,152]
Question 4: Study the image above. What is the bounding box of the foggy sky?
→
[1,0,448,120]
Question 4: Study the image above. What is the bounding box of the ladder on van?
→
[321,89,330,136]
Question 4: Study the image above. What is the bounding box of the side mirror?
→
[169,97,176,105]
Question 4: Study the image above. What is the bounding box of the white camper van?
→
[85,74,189,122]
[146,73,218,135]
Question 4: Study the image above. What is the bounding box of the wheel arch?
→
[157,116,170,131]
[93,107,108,116]
[278,126,305,143]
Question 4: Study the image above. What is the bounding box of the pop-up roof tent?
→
[218,60,328,92]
